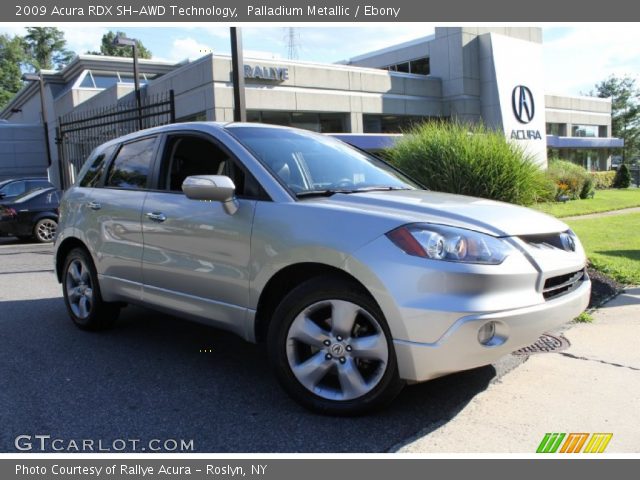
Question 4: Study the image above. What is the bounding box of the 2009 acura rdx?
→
[54,122,590,414]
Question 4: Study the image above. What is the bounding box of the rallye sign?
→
[244,64,289,81]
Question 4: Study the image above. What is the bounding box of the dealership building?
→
[1,26,623,185]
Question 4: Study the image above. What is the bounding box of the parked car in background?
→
[0,177,53,200]
[610,156,623,170]
[0,187,61,243]
[54,122,590,415]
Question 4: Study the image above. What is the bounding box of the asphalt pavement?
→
[0,237,526,453]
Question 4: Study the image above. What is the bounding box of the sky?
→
[1,24,639,96]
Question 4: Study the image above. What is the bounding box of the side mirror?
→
[182,175,238,214]
[0,193,5,199]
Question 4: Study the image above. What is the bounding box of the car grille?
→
[519,232,566,251]
[543,269,587,301]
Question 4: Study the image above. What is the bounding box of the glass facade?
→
[547,122,615,171]
[363,115,433,133]
[246,111,347,133]
[547,123,608,138]
[571,124,599,138]
[383,57,430,75]
[546,123,567,136]
[78,70,155,90]
[548,148,610,171]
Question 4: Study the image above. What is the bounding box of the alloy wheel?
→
[285,299,389,401]
[36,219,57,242]
[65,258,94,319]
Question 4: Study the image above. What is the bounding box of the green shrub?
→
[590,171,616,189]
[546,159,591,200]
[384,121,552,206]
[580,175,595,199]
[574,312,594,323]
[613,164,631,188]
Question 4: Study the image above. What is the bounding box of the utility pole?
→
[230,27,246,122]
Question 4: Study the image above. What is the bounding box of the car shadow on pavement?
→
[0,236,41,246]
[0,297,495,453]
[600,287,640,308]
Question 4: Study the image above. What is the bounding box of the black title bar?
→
[4,0,640,21]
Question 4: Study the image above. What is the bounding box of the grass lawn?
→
[534,188,640,218]
[567,212,640,285]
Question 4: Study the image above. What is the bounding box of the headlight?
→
[386,224,514,265]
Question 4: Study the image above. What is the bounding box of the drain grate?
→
[513,333,571,355]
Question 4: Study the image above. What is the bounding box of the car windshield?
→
[227,126,418,196]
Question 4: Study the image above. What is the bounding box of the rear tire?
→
[33,218,57,243]
[62,247,120,330]
[268,277,404,415]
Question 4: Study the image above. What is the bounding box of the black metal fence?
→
[630,166,640,187]
[56,90,175,188]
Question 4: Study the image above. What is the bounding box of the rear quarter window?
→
[43,190,60,205]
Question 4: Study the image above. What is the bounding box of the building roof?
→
[343,34,435,64]
[0,54,182,119]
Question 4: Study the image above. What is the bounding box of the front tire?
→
[62,248,120,330]
[268,277,404,415]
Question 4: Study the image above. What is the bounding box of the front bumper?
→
[394,277,590,382]
[344,232,591,383]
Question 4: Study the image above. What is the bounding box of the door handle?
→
[146,212,167,223]
[87,201,102,211]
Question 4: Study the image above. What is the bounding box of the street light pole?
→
[230,27,246,122]
[113,35,143,130]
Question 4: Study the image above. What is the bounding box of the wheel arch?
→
[55,236,91,283]
[253,262,378,343]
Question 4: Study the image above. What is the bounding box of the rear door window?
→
[106,137,157,190]
[79,145,117,188]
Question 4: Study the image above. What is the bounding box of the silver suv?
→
[54,122,590,414]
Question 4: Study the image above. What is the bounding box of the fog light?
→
[478,322,497,346]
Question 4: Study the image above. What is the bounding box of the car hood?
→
[312,189,568,237]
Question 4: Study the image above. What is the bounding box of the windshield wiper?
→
[348,186,412,193]
[295,189,342,198]
[295,186,411,198]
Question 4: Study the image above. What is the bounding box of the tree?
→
[24,27,74,70]
[613,164,631,188]
[589,75,640,162]
[87,31,152,59]
[0,34,27,109]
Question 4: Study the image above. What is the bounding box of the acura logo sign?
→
[512,85,535,124]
